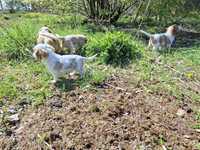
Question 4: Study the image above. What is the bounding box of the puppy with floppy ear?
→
[57,34,87,54]
[140,25,180,50]
[33,44,52,61]
[33,43,97,83]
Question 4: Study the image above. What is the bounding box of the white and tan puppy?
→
[57,34,87,54]
[140,25,180,50]
[33,43,97,83]
[37,26,63,53]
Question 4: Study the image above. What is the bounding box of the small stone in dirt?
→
[48,99,63,108]
[69,91,77,97]
[8,107,16,114]
[15,126,24,134]
[84,143,92,149]
[7,114,20,124]
[182,104,193,113]
[70,106,76,112]
[195,129,200,133]
[186,108,192,113]
[162,145,167,150]
[176,109,186,117]
[18,99,30,106]
[50,131,62,142]
[90,106,101,112]
[183,135,191,139]
[79,95,84,101]
[5,129,13,136]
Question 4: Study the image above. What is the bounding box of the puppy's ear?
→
[172,25,178,35]
[35,48,48,60]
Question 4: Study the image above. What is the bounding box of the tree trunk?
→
[99,0,109,9]
[132,0,144,23]
[0,0,3,10]
[88,0,96,19]
[9,0,16,13]
[81,0,137,24]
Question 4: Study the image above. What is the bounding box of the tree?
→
[0,0,3,10]
[76,0,140,24]
[4,0,26,13]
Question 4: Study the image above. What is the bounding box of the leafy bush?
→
[84,32,140,67]
[0,22,38,60]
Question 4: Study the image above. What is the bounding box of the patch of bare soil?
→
[0,75,199,150]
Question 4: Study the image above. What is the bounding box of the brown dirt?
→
[0,75,199,150]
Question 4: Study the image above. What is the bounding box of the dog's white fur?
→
[33,43,97,83]
[140,25,180,50]
[57,34,87,54]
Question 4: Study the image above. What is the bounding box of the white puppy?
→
[140,25,180,50]
[33,43,97,83]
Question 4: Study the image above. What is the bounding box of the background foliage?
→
[1,0,199,25]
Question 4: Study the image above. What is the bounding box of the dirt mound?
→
[0,75,199,150]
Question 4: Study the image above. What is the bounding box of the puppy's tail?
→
[84,54,97,61]
[140,30,152,37]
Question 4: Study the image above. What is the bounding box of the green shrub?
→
[84,32,140,67]
[0,22,38,60]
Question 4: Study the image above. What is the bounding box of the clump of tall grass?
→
[0,22,38,60]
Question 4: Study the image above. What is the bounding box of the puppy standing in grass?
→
[57,34,87,54]
[140,25,180,50]
[33,43,97,83]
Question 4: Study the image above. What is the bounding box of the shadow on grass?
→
[54,78,77,92]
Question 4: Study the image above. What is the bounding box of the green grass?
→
[0,12,199,108]
[0,12,110,107]
[0,60,52,106]
[0,12,200,149]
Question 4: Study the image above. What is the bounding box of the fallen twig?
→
[104,83,127,91]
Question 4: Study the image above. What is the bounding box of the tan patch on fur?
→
[166,25,178,36]
[35,48,48,60]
